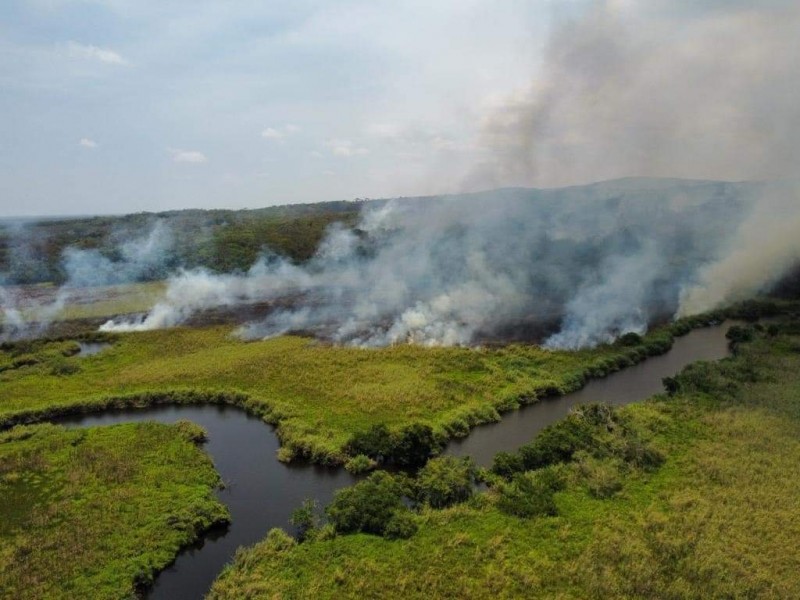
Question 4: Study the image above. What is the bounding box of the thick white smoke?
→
[101,179,763,347]
[0,220,174,341]
[678,183,800,316]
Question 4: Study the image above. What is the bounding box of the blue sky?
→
[2,1,797,218]
[0,1,559,216]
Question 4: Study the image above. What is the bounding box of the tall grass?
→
[0,421,228,599]
[208,318,800,599]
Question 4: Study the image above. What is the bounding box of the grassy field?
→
[207,321,800,599]
[0,421,228,600]
[0,310,733,464]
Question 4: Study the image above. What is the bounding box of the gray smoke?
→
[1,220,174,341]
[466,1,800,190]
[102,179,765,347]
[13,2,800,347]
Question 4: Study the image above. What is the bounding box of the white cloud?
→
[169,148,208,163]
[66,41,128,65]
[261,127,284,140]
[261,124,301,141]
[325,139,369,157]
[79,138,98,148]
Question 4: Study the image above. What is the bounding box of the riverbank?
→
[208,317,800,599]
[1,301,789,465]
[0,421,228,600]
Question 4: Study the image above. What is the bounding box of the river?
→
[58,321,736,599]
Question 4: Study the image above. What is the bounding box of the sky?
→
[0,0,564,217]
[1,1,798,218]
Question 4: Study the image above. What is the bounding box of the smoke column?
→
[102,179,765,348]
[0,220,174,341]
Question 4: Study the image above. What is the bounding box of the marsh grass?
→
[0,307,756,464]
[0,421,228,600]
[207,319,800,599]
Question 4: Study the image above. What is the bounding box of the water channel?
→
[58,321,737,599]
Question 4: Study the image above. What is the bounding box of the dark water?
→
[447,323,737,466]
[57,322,735,599]
[59,405,357,600]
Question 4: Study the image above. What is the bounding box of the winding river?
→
[59,321,737,599]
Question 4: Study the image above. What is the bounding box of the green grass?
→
[0,311,725,464]
[0,421,228,600]
[207,323,800,599]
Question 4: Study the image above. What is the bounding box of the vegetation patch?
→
[4,301,790,465]
[0,421,228,600]
[208,317,800,599]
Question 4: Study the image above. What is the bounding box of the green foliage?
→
[290,499,319,542]
[344,454,377,474]
[325,471,409,536]
[3,306,785,465]
[492,401,665,481]
[415,456,476,508]
[726,324,755,352]
[389,423,441,468]
[173,419,209,443]
[0,422,228,599]
[383,510,419,540]
[346,423,393,460]
[209,319,800,600]
[495,468,562,518]
[617,331,643,346]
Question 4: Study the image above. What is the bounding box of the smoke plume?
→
[1,220,174,341]
[102,179,765,347]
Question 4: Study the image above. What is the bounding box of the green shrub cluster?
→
[491,402,664,480]
[346,422,443,468]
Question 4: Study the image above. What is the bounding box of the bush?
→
[346,424,393,460]
[622,438,665,471]
[49,358,81,376]
[325,471,408,536]
[577,453,624,499]
[518,416,594,471]
[617,332,643,346]
[496,469,562,518]
[726,325,755,345]
[383,509,418,539]
[290,499,319,542]
[415,456,476,508]
[389,423,440,468]
[491,451,525,479]
[173,420,208,444]
[344,454,377,474]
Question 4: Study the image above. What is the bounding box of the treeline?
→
[0,200,362,285]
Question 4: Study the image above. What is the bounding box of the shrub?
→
[496,469,562,518]
[726,325,755,345]
[262,527,296,553]
[491,451,525,478]
[344,454,377,474]
[389,423,440,468]
[346,424,393,461]
[173,420,208,444]
[326,471,407,536]
[415,456,476,508]
[49,358,81,376]
[617,332,643,346]
[576,453,624,499]
[290,499,319,542]
[518,416,594,471]
[622,437,665,471]
[383,509,418,539]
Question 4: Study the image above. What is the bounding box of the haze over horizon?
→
[2,1,799,218]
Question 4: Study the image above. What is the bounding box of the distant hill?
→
[0,178,764,286]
